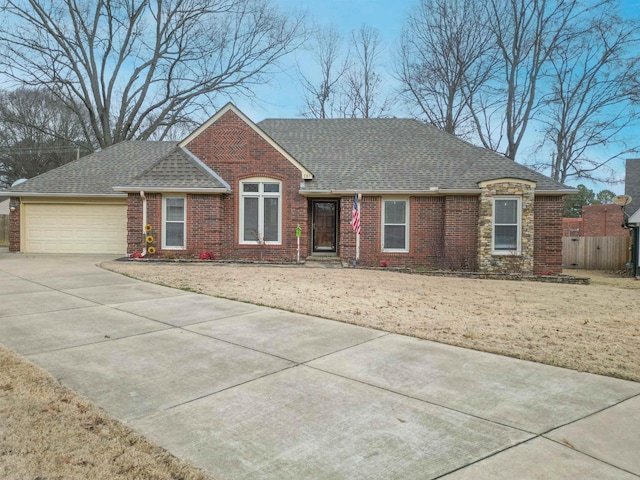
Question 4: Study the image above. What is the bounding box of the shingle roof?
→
[116,147,228,191]
[258,118,572,193]
[5,114,573,197]
[6,141,177,196]
[625,158,640,219]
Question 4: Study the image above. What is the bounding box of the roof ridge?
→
[127,145,179,182]
[180,147,231,190]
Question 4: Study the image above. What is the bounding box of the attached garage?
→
[22,200,127,254]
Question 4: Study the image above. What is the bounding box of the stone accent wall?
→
[478,179,536,274]
[8,197,20,252]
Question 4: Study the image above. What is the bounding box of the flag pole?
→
[355,193,361,263]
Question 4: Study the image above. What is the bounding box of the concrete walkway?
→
[0,253,639,479]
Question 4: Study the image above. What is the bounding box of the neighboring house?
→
[625,158,640,276]
[562,217,583,237]
[6,103,575,274]
[562,204,627,237]
[0,196,9,247]
[0,196,9,215]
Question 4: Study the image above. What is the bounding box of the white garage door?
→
[23,203,127,254]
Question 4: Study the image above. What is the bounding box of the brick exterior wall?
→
[581,204,627,237]
[562,217,583,237]
[339,195,380,266]
[444,196,479,271]
[534,196,564,275]
[413,196,445,267]
[8,197,20,252]
[338,195,478,270]
[128,109,309,261]
[562,205,627,239]
[117,108,566,273]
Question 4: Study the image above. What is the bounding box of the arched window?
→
[239,178,281,244]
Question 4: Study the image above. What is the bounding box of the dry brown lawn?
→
[0,345,211,480]
[104,262,640,383]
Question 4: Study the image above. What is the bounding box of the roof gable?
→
[180,103,313,180]
[114,146,230,193]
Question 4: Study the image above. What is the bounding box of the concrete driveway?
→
[1,253,639,479]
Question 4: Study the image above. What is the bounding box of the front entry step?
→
[305,256,344,268]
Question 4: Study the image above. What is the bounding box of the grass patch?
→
[0,345,211,480]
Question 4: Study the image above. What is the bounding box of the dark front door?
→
[312,200,337,252]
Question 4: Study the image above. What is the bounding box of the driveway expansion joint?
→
[3,254,638,480]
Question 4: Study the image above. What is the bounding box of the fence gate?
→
[562,236,630,270]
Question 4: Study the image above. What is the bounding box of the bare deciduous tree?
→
[0,0,306,149]
[340,25,390,118]
[534,6,640,183]
[297,26,348,119]
[297,24,390,119]
[0,88,89,188]
[396,0,497,136]
[469,0,580,160]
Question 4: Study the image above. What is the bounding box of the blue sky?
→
[228,0,640,195]
[233,0,410,120]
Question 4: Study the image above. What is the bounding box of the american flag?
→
[351,194,361,235]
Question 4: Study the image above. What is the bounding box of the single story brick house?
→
[6,103,576,274]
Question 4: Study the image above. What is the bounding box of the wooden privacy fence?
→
[562,236,630,270]
[0,215,8,246]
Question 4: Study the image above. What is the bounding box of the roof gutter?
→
[6,192,127,198]
[298,188,483,196]
[113,187,230,194]
[535,189,578,195]
[299,187,578,196]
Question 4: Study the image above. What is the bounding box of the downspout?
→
[355,193,361,264]
[140,191,147,257]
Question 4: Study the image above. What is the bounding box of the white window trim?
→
[492,196,522,255]
[162,195,186,250]
[239,178,282,245]
[381,197,409,253]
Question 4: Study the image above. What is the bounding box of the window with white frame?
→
[493,197,521,253]
[240,179,281,244]
[163,196,186,249]
[382,198,409,252]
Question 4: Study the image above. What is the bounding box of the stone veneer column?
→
[477,179,536,274]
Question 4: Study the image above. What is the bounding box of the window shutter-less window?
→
[494,199,519,251]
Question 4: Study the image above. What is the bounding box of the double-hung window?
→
[493,197,521,253]
[240,179,281,244]
[163,196,186,249]
[382,198,409,252]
